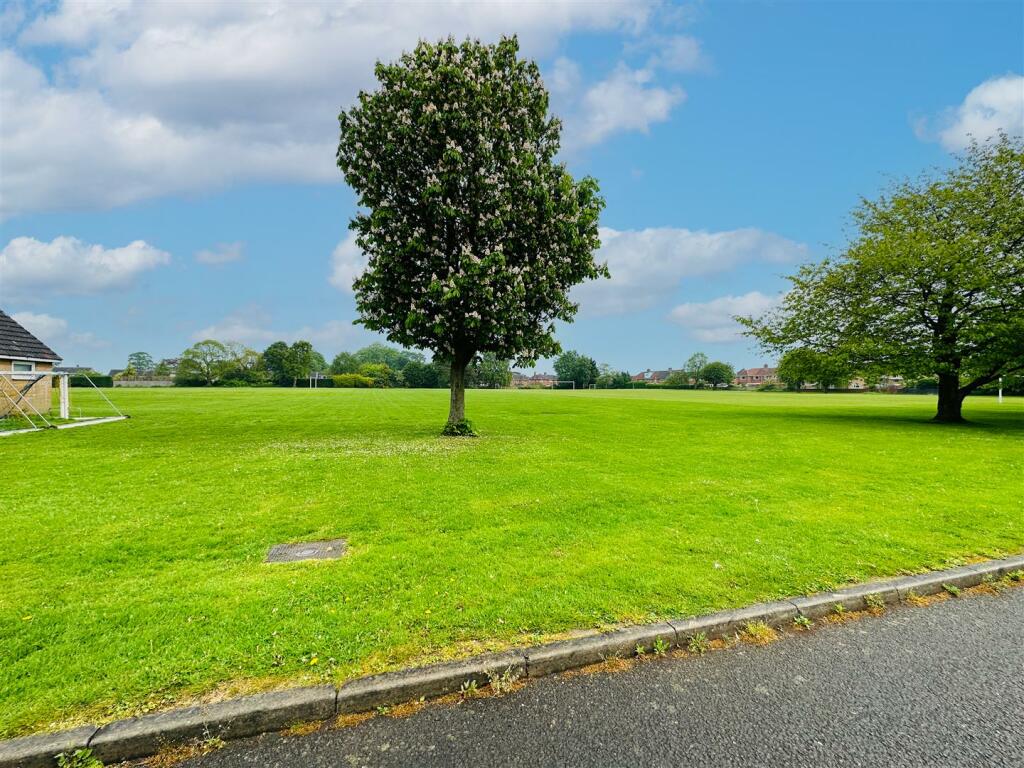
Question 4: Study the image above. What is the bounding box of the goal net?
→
[1,372,128,436]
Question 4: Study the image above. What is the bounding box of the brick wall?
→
[0,360,54,417]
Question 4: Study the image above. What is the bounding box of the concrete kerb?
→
[337,650,527,714]
[2,555,1021,768]
[0,726,98,768]
[524,622,677,677]
[87,686,337,765]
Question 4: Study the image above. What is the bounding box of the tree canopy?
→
[177,340,232,386]
[262,340,319,387]
[554,350,599,388]
[337,36,606,432]
[127,351,154,374]
[741,135,1024,422]
[700,361,735,387]
[684,352,708,385]
[776,348,850,390]
[474,353,513,388]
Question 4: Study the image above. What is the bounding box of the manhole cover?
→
[265,538,347,563]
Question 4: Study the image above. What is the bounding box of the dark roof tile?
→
[0,309,61,361]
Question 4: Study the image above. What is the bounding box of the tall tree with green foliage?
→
[337,36,606,434]
[402,359,444,388]
[700,361,735,387]
[741,136,1024,422]
[330,352,359,374]
[127,351,154,374]
[262,342,292,385]
[177,340,232,386]
[595,364,631,389]
[554,350,599,388]
[684,352,708,385]
[352,343,424,371]
[262,340,319,387]
[777,348,850,390]
[475,353,513,388]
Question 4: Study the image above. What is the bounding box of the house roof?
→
[0,309,61,362]
[631,369,675,381]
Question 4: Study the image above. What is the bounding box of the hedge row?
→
[69,375,113,387]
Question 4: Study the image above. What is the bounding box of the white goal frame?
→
[547,380,576,390]
[1,371,128,436]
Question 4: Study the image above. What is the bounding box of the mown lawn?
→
[2,388,1022,737]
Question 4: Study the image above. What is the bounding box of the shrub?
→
[357,362,394,387]
[441,418,477,437]
[332,374,375,388]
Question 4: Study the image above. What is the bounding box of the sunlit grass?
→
[2,388,1021,736]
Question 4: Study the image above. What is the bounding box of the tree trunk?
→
[448,358,467,425]
[934,373,965,423]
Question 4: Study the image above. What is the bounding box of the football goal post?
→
[548,380,576,390]
[1,371,128,436]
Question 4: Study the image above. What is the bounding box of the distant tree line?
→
[168,340,514,389]
[551,350,736,389]
[162,340,745,391]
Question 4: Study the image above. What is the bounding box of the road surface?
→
[184,587,1024,767]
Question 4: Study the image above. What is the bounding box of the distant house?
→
[510,371,557,387]
[158,358,181,374]
[876,375,905,392]
[734,365,778,387]
[631,368,675,383]
[0,309,62,416]
[108,369,125,378]
[54,366,95,375]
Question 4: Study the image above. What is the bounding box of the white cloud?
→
[564,64,685,149]
[573,226,807,315]
[329,233,368,294]
[10,311,67,341]
[10,311,108,354]
[668,291,781,343]
[3,1,658,216]
[195,241,244,265]
[646,34,708,72]
[0,50,336,219]
[0,235,171,300]
[547,57,582,95]
[193,305,372,352]
[917,74,1024,151]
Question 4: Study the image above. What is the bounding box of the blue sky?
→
[1,0,1021,373]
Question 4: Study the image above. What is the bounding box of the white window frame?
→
[8,360,39,381]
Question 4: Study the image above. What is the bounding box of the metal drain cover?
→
[265,538,347,563]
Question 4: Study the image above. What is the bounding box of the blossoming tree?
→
[337,36,606,434]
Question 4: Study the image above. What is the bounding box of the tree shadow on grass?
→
[734,405,1024,435]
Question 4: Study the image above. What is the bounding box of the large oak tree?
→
[741,135,1023,422]
[337,36,606,433]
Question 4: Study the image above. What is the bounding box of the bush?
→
[357,362,401,387]
[441,419,477,437]
[69,375,113,388]
[332,374,375,388]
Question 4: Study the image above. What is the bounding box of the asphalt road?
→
[184,588,1024,768]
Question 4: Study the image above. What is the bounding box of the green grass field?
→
[2,388,1022,737]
